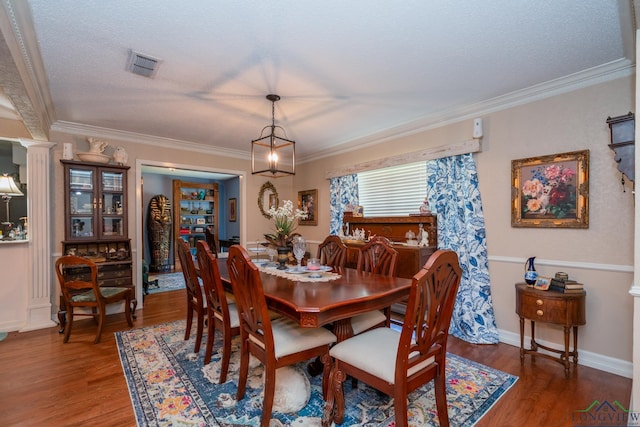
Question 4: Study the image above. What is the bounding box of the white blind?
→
[358,161,427,217]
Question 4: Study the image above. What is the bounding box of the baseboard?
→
[499,328,632,379]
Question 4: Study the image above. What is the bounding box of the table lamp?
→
[0,173,24,238]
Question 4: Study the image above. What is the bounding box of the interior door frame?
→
[134,158,246,307]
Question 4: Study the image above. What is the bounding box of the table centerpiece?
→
[264,200,307,269]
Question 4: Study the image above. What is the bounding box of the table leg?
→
[519,317,525,362]
[530,320,537,351]
[563,326,570,377]
[308,319,354,377]
[573,325,579,364]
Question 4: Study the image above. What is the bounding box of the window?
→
[358,161,427,217]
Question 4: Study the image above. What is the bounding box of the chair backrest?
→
[205,226,218,256]
[317,235,347,268]
[356,235,398,276]
[176,238,204,308]
[226,245,275,354]
[55,255,100,305]
[397,249,462,384]
[195,240,230,318]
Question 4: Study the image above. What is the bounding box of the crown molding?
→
[0,0,53,140]
[50,120,250,160]
[300,59,635,164]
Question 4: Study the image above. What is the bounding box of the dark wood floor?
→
[0,290,631,427]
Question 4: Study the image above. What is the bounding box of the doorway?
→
[135,160,246,303]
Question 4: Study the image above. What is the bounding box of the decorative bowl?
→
[76,151,110,164]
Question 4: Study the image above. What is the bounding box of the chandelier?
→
[251,94,296,177]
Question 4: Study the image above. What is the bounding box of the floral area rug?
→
[116,320,517,426]
[147,272,186,294]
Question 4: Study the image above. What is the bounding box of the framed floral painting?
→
[297,189,317,226]
[511,150,589,228]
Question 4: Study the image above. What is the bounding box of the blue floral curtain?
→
[329,174,358,235]
[427,154,499,344]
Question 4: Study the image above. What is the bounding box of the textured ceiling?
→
[1,0,635,160]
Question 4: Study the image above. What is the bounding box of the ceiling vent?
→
[126,50,161,78]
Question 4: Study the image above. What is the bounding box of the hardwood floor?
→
[0,290,631,427]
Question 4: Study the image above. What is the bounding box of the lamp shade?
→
[0,174,23,197]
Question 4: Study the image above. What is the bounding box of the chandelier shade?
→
[251,94,296,177]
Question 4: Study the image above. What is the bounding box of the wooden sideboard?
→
[343,213,437,248]
[342,214,437,316]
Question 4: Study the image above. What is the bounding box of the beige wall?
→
[43,75,633,373]
[0,117,31,138]
[296,76,635,369]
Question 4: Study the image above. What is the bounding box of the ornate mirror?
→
[258,181,278,219]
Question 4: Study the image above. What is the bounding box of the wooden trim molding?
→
[324,139,481,179]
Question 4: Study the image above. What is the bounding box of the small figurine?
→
[419,197,431,214]
[419,232,429,247]
[112,146,129,165]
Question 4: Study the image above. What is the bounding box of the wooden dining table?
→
[216,259,412,342]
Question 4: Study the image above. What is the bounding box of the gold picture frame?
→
[298,189,317,226]
[533,276,551,291]
[511,150,589,228]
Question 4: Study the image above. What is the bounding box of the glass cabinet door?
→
[69,167,95,238]
[100,170,126,238]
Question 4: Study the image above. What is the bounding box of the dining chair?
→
[54,255,133,344]
[351,235,398,334]
[323,249,462,427]
[317,235,347,268]
[176,238,206,354]
[226,245,337,427]
[195,240,240,382]
[205,226,218,256]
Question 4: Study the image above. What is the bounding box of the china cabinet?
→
[172,180,219,270]
[59,160,136,330]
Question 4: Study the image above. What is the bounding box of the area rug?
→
[147,272,186,294]
[116,320,517,427]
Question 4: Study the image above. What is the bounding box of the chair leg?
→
[261,365,276,427]
[321,352,331,399]
[185,302,193,341]
[194,308,204,353]
[434,367,450,427]
[203,316,215,366]
[393,389,409,427]
[124,294,133,327]
[63,307,74,343]
[236,337,249,401]
[218,328,232,384]
[94,304,105,344]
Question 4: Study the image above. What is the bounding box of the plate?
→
[306,265,333,272]
[285,267,308,274]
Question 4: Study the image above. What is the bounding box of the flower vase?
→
[524,256,538,286]
[277,247,289,270]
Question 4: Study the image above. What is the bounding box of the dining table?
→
[216,258,412,342]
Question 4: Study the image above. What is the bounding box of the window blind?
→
[358,161,427,217]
